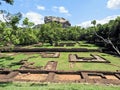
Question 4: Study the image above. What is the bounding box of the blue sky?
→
[0,0,120,27]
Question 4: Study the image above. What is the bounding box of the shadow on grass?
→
[0,62,20,69]
[0,57,14,61]
[30,83,48,86]
[0,64,6,68]
[0,82,12,87]
[6,83,48,87]
[8,62,21,68]
[0,57,14,68]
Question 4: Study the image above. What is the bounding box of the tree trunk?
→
[108,39,120,55]
[93,27,120,56]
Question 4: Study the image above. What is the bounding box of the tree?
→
[67,26,80,41]
[16,18,38,45]
[91,20,120,56]
[38,22,62,45]
[0,0,22,46]
[9,12,22,29]
[23,17,34,28]
[0,0,14,5]
[0,21,19,46]
[18,28,38,45]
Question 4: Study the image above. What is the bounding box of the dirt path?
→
[44,61,57,70]
[14,73,48,81]
[69,62,75,68]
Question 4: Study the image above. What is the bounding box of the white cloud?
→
[59,6,69,14]
[0,14,5,22]
[77,15,120,28]
[53,6,71,16]
[37,5,45,10]
[107,0,120,9]
[77,21,93,28]
[96,15,119,24]
[24,11,44,25]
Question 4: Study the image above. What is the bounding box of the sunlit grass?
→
[22,41,99,49]
[0,82,119,90]
[0,52,119,71]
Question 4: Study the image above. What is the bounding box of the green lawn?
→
[0,53,38,69]
[0,82,120,90]
[28,52,120,71]
[0,49,120,89]
[0,52,120,71]
[21,41,99,49]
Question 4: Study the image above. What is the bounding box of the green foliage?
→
[0,13,120,49]
[38,22,63,45]
[0,22,12,45]
[91,20,96,26]
[17,28,39,45]
[23,17,34,28]
[83,17,120,52]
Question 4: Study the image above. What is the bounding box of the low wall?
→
[0,69,120,85]
[0,47,100,52]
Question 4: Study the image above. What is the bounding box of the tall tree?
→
[39,22,62,45]
[23,17,34,28]
[91,20,120,56]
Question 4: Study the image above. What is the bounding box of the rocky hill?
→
[44,16,71,28]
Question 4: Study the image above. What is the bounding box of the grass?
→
[0,53,37,69]
[1,52,119,71]
[0,42,120,89]
[29,52,120,71]
[0,82,120,90]
[58,52,120,71]
[22,41,99,49]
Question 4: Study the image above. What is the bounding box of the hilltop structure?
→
[44,16,71,28]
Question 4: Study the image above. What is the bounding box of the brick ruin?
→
[40,52,60,58]
[0,52,119,85]
[0,70,120,85]
[55,42,76,47]
[69,54,110,63]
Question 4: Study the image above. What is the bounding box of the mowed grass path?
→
[0,82,120,90]
[0,52,119,71]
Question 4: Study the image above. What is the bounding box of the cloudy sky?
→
[0,0,120,27]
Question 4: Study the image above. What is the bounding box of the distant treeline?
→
[0,16,120,50]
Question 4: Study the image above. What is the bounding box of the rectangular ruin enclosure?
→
[0,73,8,79]
[105,75,119,80]
[86,72,120,80]
[41,52,60,58]
[88,73,103,79]
[13,73,48,81]
[0,70,120,85]
[69,54,110,63]
[0,72,10,79]
[44,61,57,70]
[54,74,81,81]
[55,42,76,47]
